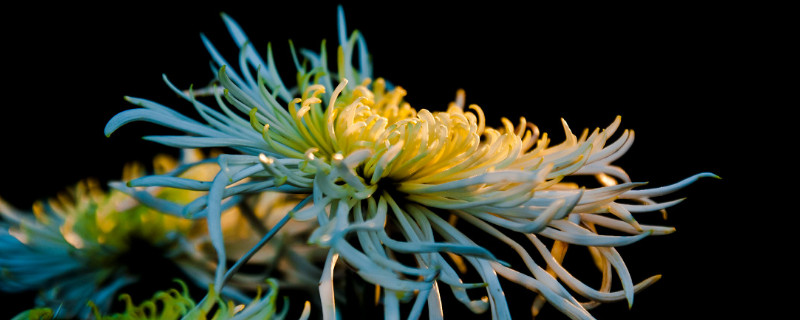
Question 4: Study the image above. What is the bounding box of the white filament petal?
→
[621,172,719,198]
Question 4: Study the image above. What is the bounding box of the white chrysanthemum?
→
[105,7,716,320]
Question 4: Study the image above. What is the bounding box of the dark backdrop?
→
[1,2,772,319]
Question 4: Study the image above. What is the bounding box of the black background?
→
[0,1,779,319]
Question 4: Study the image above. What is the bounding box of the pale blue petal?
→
[104,108,225,138]
[143,135,268,149]
[128,176,212,190]
[108,181,186,217]
[542,221,652,247]
[357,33,371,81]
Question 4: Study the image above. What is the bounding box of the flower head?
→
[105,6,717,319]
[0,152,243,318]
[12,278,310,320]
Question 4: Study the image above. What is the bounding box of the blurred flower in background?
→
[13,278,310,320]
[1,153,196,317]
[1,150,318,318]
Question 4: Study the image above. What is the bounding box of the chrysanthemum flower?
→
[105,7,716,319]
[0,151,273,318]
[12,278,310,320]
